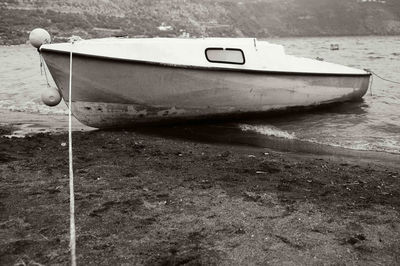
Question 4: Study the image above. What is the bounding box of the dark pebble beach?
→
[1,128,400,265]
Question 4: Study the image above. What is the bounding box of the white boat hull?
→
[42,50,370,128]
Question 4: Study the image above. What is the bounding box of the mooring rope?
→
[39,54,51,88]
[365,69,400,85]
[68,41,77,266]
[369,73,373,96]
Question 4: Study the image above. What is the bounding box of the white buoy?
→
[29,28,51,48]
[41,87,62,107]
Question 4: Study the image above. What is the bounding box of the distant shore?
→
[2,33,400,46]
[1,126,399,265]
[2,0,400,46]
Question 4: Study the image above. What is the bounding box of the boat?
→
[31,29,371,128]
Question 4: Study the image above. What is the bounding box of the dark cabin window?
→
[205,48,245,65]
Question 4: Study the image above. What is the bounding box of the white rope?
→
[371,71,400,85]
[364,69,400,85]
[39,54,51,87]
[68,41,77,266]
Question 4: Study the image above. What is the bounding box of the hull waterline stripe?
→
[40,48,371,78]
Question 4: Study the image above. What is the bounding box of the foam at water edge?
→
[239,124,400,154]
[305,138,400,154]
[239,124,297,140]
[2,123,52,138]
[0,100,68,115]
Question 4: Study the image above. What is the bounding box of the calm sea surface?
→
[0,36,399,153]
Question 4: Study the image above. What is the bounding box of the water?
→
[0,45,90,136]
[255,36,400,154]
[0,36,399,153]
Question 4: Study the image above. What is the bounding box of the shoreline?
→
[0,110,93,138]
[127,122,400,166]
[1,127,399,265]
[4,117,399,166]
[1,107,399,161]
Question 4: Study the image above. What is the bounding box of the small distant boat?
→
[330,44,340,51]
[34,34,371,128]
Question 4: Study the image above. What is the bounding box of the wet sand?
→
[1,127,400,265]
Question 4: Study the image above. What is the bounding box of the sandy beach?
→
[1,126,399,265]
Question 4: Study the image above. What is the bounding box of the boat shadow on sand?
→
[106,100,376,157]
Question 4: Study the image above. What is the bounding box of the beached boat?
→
[33,33,371,128]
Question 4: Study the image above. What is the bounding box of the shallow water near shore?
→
[0,36,399,153]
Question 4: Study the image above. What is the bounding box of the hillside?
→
[0,0,399,45]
